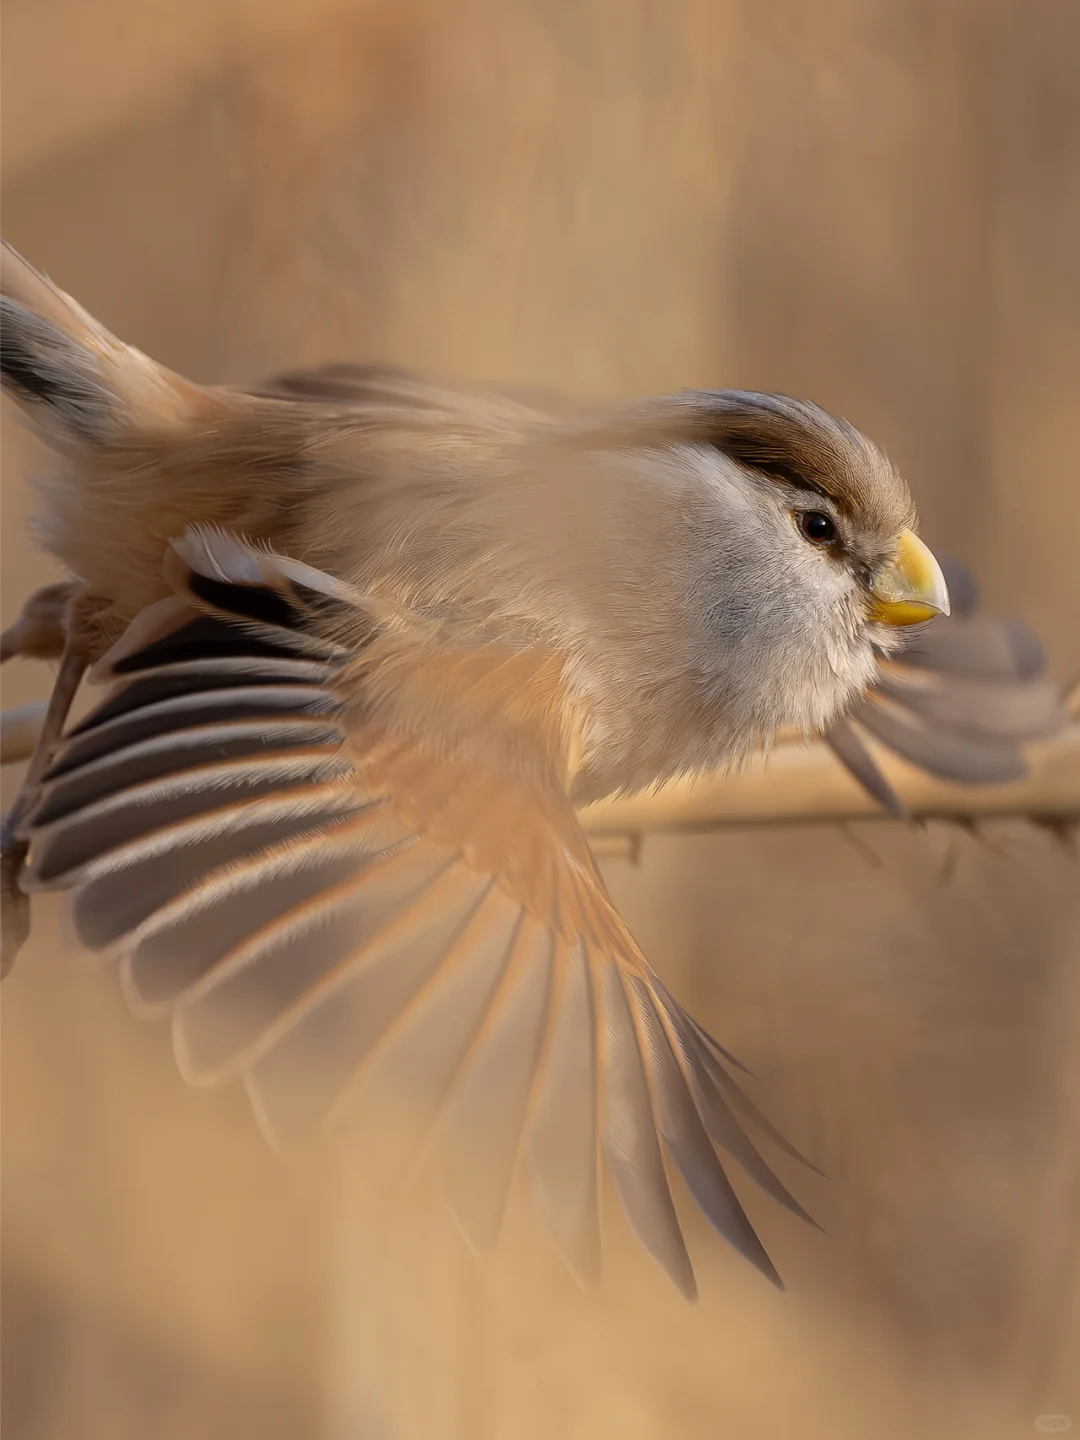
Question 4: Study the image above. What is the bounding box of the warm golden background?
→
[3,2,1079,1436]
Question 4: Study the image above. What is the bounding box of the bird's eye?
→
[797,510,837,545]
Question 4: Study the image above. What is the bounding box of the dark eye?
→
[797,510,837,545]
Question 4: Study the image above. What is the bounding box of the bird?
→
[0,238,960,1298]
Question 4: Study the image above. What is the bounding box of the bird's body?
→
[1,243,931,803]
[0,240,955,1296]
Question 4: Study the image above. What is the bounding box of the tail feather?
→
[0,240,201,447]
[0,241,298,619]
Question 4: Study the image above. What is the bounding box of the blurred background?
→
[2,1,1079,1436]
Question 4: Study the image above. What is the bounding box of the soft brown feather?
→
[2,240,922,796]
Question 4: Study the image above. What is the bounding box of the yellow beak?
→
[869,529,951,627]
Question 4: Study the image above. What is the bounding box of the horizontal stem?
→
[580,728,1080,835]
[5,699,1077,835]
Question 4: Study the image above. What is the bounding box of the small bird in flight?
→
[0,240,963,1297]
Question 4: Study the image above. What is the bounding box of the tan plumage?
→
[1,242,930,794]
[2,239,965,1296]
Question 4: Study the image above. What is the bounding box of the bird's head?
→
[602,390,951,763]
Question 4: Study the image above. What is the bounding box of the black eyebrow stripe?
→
[727,455,852,516]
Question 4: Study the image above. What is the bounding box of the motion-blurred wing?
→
[19,528,813,1297]
[247,360,581,422]
[825,557,1065,817]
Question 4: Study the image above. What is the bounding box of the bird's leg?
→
[1,585,103,976]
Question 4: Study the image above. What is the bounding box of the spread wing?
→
[826,557,1066,817]
[18,528,815,1298]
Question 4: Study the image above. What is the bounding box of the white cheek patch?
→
[794,561,875,724]
[594,443,883,755]
[749,531,877,733]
